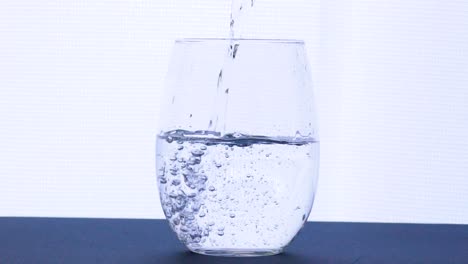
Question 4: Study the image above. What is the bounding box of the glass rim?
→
[175,38,305,44]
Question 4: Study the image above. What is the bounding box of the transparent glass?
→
[156,38,319,257]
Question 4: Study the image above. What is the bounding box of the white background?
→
[0,0,467,224]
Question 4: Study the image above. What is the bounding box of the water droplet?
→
[188,192,197,198]
[177,146,184,150]
[246,174,253,178]
[295,206,301,210]
[173,218,180,225]
[217,70,223,88]
[200,145,207,150]
[217,226,225,231]
[159,178,167,184]
[180,226,188,233]
[166,136,173,143]
[208,186,216,192]
[199,211,206,218]
[225,153,229,158]
[225,88,229,94]
[217,230,224,236]
[208,221,215,226]
[265,153,271,157]
[232,43,239,58]
[230,213,236,218]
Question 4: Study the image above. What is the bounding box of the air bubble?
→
[230,213,236,218]
[191,149,205,157]
[187,157,201,165]
[157,167,165,177]
[172,179,181,186]
[192,202,202,212]
[208,186,216,192]
[166,136,173,143]
[177,146,184,150]
[200,145,207,150]
[165,211,172,218]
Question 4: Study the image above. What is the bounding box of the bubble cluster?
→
[159,142,214,245]
[156,130,319,250]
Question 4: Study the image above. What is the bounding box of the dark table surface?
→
[0,217,467,264]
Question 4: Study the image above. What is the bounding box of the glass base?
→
[188,247,283,257]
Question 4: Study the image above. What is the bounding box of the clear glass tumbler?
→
[156,39,319,257]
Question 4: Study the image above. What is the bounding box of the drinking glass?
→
[156,38,319,257]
